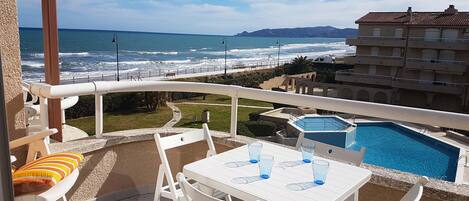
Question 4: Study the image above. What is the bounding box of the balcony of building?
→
[405,58,467,74]
[408,37,469,50]
[392,78,468,95]
[335,69,393,86]
[344,55,405,67]
[346,36,406,47]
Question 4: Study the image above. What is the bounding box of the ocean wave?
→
[22,61,44,68]
[203,42,348,57]
[125,50,178,55]
[161,59,191,64]
[30,52,90,58]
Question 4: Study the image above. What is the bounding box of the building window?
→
[372,28,381,37]
[442,29,458,42]
[422,49,438,61]
[369,65,377,75]
[371,47,379,56]
[424,28,440,41]
[395,28,403,38]
[440,50,455,61]
[419,71,434,84]
[392,48,401,57]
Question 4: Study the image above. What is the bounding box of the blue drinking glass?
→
[300,143,315,163]
[259,154,274,179]
[248,142,263,163]
[313,160,329,185]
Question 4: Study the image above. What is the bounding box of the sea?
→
[19,28,355,81]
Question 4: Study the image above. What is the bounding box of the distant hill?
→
[235,26,357,38]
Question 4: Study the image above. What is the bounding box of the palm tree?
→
[286,56,313,75]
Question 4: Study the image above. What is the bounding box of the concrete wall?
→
[0,1,26,141]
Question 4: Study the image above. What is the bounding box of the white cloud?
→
[16,0,469,35]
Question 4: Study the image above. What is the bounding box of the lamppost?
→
[222,38,227,79]
[276,40,281,67]
[112,34,120,81]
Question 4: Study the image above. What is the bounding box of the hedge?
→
[239,120,277,137]
[237,122,255,138]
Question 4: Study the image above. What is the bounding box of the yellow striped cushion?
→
[13,152,84,187]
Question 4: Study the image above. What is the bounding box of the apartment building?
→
[338,5,469,112]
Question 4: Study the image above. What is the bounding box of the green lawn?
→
[174,94,273,107]
[67,106,173,135]
[175,104,267,132]
[67,94,272,135]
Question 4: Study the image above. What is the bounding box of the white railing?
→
[356,36,406,40]
[407,58,466,65]
[348,54,404,60]
[28,81,469,138]
[408,37,469,43]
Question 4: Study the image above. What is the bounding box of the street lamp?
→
[222,38,227,79]
[112,34,120,81]
[276,40,281,67]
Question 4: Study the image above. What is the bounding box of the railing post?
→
[39,97,50,143]
[230,95,238,137]
[95,94,103,138]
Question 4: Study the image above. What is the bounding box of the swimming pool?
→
[348,123,460,182]
[292,117,461,182]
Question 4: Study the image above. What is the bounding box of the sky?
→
[17,0,469,35]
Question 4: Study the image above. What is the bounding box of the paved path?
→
[175,102,273,109]
[162,102,182,128]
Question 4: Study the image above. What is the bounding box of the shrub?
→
[65,95,95,119]
[237,122,255,138]
[242,120,277,137]
[248,110,268,121]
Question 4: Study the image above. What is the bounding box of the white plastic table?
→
[183,141,372,201]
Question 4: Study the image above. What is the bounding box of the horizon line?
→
[19,27,231,37]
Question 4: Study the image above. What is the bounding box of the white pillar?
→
[39,97,50,143]
[39,97,49,130]
[95,94,103,138]
[230,96,238,138]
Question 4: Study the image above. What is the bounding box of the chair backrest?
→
[400,176,429,201]
[296,133,366,166]
[154,123,217,200]
[176,173,222,201]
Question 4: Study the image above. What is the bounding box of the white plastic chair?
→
[296,133,366,201]
[176,173,222,201]
[400,176,430,201]
[153,124,231,201]
[10,129,80,201]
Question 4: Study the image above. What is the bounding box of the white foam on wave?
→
[203,41,348,57]
[22,61,44,68]
[161,59,191,64]
[31,52,90,58]
[129,51,178,55]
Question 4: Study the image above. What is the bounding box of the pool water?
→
[294,117,349,131]
[349,123,459,182]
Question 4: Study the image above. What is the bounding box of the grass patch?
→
[174,94,272,107]
[175,104,266,132]
[67,106,173,135]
